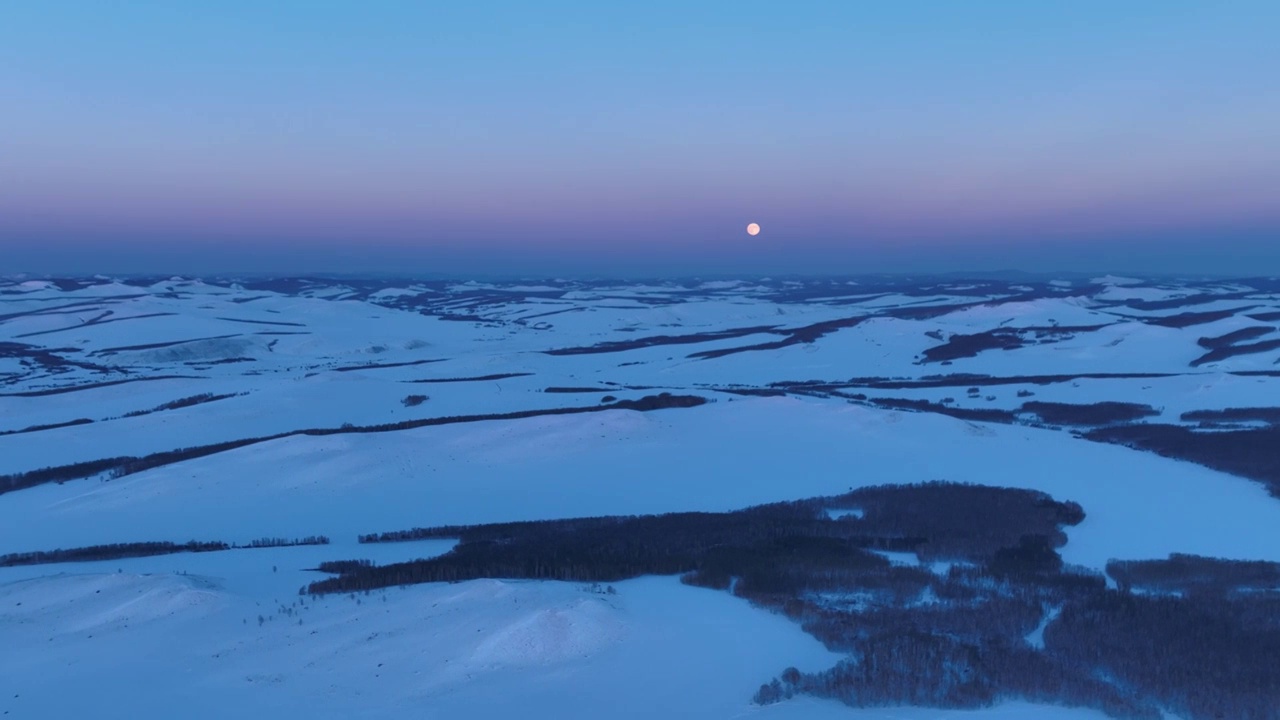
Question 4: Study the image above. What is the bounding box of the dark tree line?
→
[0,393,709,496]
[920,328,1029,362]
[854,397,1280,500]
[857,397,1161,430]
[761,559,1280,719]
[756,633,1159,719]
[246,535,329,548]
[1046,591,1280,720]
[919,325,1108,363]
[1197,326,1275,350]
[546,313,878,361]
[313,559,373,574]
[0,375,201,398]
[1018,401,1160,427]
[1139,308,1240,328]
[405,372,532,384]
[1113,291,1257,312]
[0,417,93,437]
[861,397,1017,423]
[544,325,787,356]
[341,482,1082,587]
[332,358,445,372]
[314,481,1280,720]
[770,371,1176,392]
[1181,407,1280,426]
[1,535,332,567]
[1086,424,1280,497]
[0,540,229,567]
[1191,338,1280,367]
[686,314,871,360]
[120,392,239,418]
[1107,554,1280,597]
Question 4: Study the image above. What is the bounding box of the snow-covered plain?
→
[3,274,1279,719]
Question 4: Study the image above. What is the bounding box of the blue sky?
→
[2,1,1277,276]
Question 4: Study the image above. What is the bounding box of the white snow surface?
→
[3,275,1275,719]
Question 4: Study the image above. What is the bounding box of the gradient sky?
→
[3,1,1278,276]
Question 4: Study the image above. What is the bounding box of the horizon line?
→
[5,269,1277,283]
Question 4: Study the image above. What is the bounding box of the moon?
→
[746,222,761,236]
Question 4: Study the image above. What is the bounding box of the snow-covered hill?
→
[3,275,1278,719]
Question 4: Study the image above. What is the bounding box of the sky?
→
[2,1,1278,277]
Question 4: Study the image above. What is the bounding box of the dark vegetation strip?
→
[1247,310,1280,321]
[921,329,1024,363]
[749,368,1280,498]
[768,371,1177,391]
[0,393,709,496]
[717,388,789,398]
[406,372,533,383]
[2,307,113,318]
[761,373,1280,498]
[1019,401,1160,426]
[314,559,374,574]
[185,357,256,365]
[1137,308,1252,329]
[315,482,1278,720]
[0,536,330,568]
[688,315,872,360]
[1085,424,1280,498]
[1190,338,1280,367]
[0,299,135,323]
[214,316,306,327]
[336,482,1083,582]
[93,334,242,354]
[1108,554,1280,596]
[0,342,75,358]
[543,325,780,356]
[576,294,682,306]
[516,306,585,321]
[1118,291,1256,311]
[1181,407,1280,425]
[120,392,241,418]
[331,358,447,372]
[0,417,93,436]
[1040,589,1280,720]
[837,392,1280,499]
[13,312,178,338]
[919,325,1110,364]
[0,341,117,374]
[0,541,230,566]
[859,396,1018,423]
[1197,326,1275,349]
[297,393,703,437]
[0,375,205,398]
[875,301,988,320]
[243,535,330,548]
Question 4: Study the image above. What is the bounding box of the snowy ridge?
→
[4,275,1279,718]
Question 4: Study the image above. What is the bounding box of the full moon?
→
[746,222,761,236]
